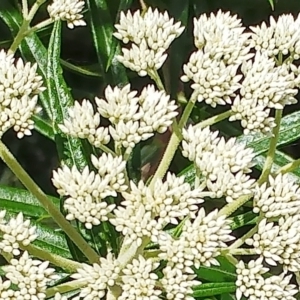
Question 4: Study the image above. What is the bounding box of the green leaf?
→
[193,282,236,298]
[230,211,257,230]
[33,223,71,258]
[32,115,55,141]
[221,293,236,300]
[269,0,275,10]
[87,0,128,85]
[0,186,59,218]
[46,21,88,169]
[178,164,196,186]
[60,60,102,77]
[194,265,237,283]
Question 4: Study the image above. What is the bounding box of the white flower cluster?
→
[250,14,300,59]
[182,11,300,135]
[0,251,58,300]
[0,211,37,256]
[47,0,86,29]
[60,84,178,151]
[72,252,121,299]
[119,256,161,300]
[254,173,300,218]
[72,251,199,300]
[159,208,233,270]
[246,215,300,272]
[160,266,198,300]
[51,168,235,299]
[110,173,208,247]
[182,125,255,202]
[0,50,44,139]
[181,11,252,108]
[236,258,297,300]
[52,153,127,229]
[114,8,184,76]
[229,51,298,134]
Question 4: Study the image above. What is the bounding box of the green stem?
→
[148,69,165,91]
[223,248,257,256]
[229,222,260,250]
[149,93,197,188]
[195,110,233,129]
[9,0,47,54]
[22,0,29,17]
[217,194,253,218]
[0,250,12,263]
[8,20,29,54]
[0,141,99,263]
[24,18,54,36]
[275,158,300,175]
[46,279,85,298]
[224,253,238,265]
[98,144,117,157]
[258,109,283,185]
[22,244,81,273]
[139,0,147,11]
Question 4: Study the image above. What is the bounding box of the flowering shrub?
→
[1,0,300,299]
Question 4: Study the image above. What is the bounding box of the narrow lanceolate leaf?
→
[33,222,71,258]
[193,264,237,282]
[230,211,257,230]
[46,21,88,169]
[239,110,300,155]
[32,115,55,141]
[0,186,59,218]
[87,0,128,85]
[192,282,236,297]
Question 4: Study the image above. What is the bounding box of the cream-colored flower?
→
[47,0,86,29]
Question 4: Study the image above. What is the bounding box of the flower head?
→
[4,251,58,299]
[246,216,300,272]
[0,212,37,256]
[254,173,300,218]
[250,14,300,60]
[0,50,44,138]
[114,8,184,75]
[182,126,256,202]
[119,256,161,300]
[181,50,242,107]
[160,266,199,300]
[110,203,162,247]
[193,10,253,65]
[59,99,110,147]
[236,258,297,300]
[52,153,127,229]
[122,173,206,226]
[47,0,86,29]
[72,252,121,300]
[96,84,178,150]
[159,209,234,272]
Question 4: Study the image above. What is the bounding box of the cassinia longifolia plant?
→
[2,0,300,299]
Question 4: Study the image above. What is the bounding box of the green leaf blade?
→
[193,282,236,298]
